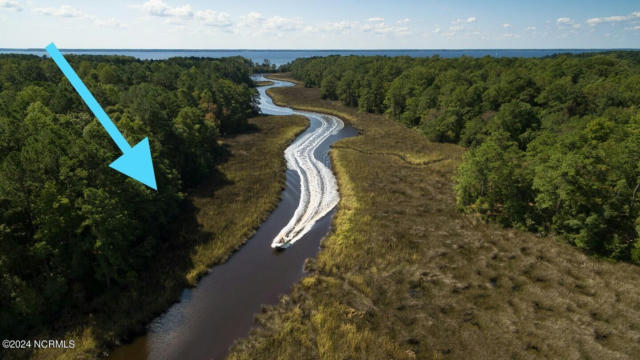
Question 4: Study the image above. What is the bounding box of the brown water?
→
[108,77,356,360]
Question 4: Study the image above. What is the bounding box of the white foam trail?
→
[254,77,344,248]
[273,112,343,247]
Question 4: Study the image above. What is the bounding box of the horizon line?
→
[1,48,639,51]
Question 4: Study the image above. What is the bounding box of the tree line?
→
[283,52,640,264]
[0,54,258,339]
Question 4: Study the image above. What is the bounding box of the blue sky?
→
[0,0,638,48]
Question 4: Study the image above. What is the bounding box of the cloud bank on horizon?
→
[0,0,638,48]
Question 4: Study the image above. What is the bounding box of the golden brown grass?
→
[227,74,640,360]
[24,115,308,360]
[254,80,274,87]
[185,115,307,283]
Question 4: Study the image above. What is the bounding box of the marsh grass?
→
[228,74,640,359]
[24,115,308,360]
[185,115,307,283]
[254,80,274,86]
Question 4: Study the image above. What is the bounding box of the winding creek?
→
[108,76,356,360]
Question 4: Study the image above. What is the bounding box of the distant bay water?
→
[0,49,632,66]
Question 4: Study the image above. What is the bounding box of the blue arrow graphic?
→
[45,42,157,190]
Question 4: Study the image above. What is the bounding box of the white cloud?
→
[315,19,411,37]
[397,18,410,24]
[503,23,511,28]
[586,11,640,26]
[236,12,305,35]
[0,0,22,11]
[604,16,627,22]
[246,12,264,23]
[556,17,581,29]
[239,11,264,26]
[264,16,304,32]
[361,19,410,36]
[95,17,127,29]
[440,17,478,37]
[140,0,168,16]
[525,26,536,31]
[452,16,477,25]
[438,17,478,38]
[325,21,356,33]
[368,17,384,22]
[34,4,126,28]
[34,5,86,18]
[137,1,239,30]
[586,18,602,25]
[168,5,192,18]
[141,0,193,18]
[196,10,231,27]
[302,25,317,33]
[393,26,411,36]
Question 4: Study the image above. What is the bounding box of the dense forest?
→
[283,52,640,264]
[0,54,257,339]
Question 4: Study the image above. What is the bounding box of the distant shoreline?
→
[1,48,638,51]
[2,48,636,67]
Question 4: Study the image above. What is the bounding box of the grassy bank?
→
[227,74,640,359]
[25,115,308,360]
[254,80,274,87]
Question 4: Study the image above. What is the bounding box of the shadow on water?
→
[108,76,357,360]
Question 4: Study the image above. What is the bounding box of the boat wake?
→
[273,111,343,247]
[254,76,344,248]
